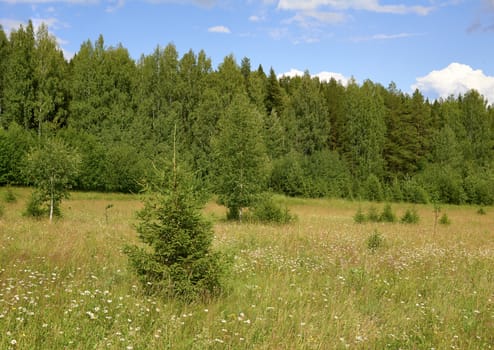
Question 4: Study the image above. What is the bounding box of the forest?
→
[1,20,494,205]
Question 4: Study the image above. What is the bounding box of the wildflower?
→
[11,339,17,345]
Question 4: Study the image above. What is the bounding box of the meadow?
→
[0,187,493,349]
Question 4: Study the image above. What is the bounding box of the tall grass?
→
[1,188,493,349]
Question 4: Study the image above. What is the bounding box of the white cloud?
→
[145,0,216,6]
[208,25,231,34]
[0,18,25,34]
[277,0,434,15]
[279,68,350,85]
[0,0,96,3]
[352,32,423,42]
[249,15,265,22]
[0,17,73,59]
[106,0,125,12]
[0,17,61,34]
[284,10,347,27]
[412,63,494,103]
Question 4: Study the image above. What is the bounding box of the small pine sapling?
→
[354,206,366,223]
[379,203,396,223]
[400,208,420,224]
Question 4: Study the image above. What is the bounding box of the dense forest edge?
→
[1,21,494,205]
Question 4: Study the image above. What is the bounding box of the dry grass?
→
[0,188,493,349]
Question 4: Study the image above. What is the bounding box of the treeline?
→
[1,21,494,205]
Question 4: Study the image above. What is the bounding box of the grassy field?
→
[0,187,493,349]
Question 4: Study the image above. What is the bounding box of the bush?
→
[402,178,429,204]
[124,160,229,302]
[400,208,420,224]
[477,207,487,215]
[362,174,384,202]
[463,171,494,205]
[270,152,305,197]
[367,206,380,222]
[418,165,465,204]
[367,230,385,251]
[379,203,397,223]
[247,194,295,224]
[439,213,451,225]
[3,187,16,203]
[24,191,49,218]
[354,207,366,223]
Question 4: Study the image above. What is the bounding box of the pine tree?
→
[265,67,285,115]
[124,137,228,301]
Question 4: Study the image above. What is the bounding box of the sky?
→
[1,0,494,103]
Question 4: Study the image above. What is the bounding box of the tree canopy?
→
[1,23,494,205]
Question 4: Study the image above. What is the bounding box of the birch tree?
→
[24,138,80,222]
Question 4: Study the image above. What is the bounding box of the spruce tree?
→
[125,139,228,301]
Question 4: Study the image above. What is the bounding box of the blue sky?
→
[1,0,494,102]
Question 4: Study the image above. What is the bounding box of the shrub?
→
[400,208,420,224]
[247,194,294,224]
[3,187,16,203]
[439,213,451,225]
[124,159,229,302]
[477,207,487,215]
[402,178,429,204]
[367,230,385,251]
[367,206,380,222]
[362,174,384,202]
[379,203,397,223]
[24,191,50,218]
[354,207,366,223]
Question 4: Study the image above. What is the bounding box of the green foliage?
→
[477,207,486,215]
[246,194,295,224]
[3,186,16,203]
[439,213,451,225]
[463,168,494,205]
[379,203,397,223]
[353,207,366,223]
[1,22,494,206]
[401,178,429,204]
[0,123,34,185]
[24,190,50,218]
[367,230,385,251]
[419,165,466,204]
[400,208,420,224]
[362,174,384,202]
[23,137,81,221]
[212,93,268,220]
[367,206,380,223]
[270,152,305,197]
[124,160,229,302]
[341,80,386,181]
